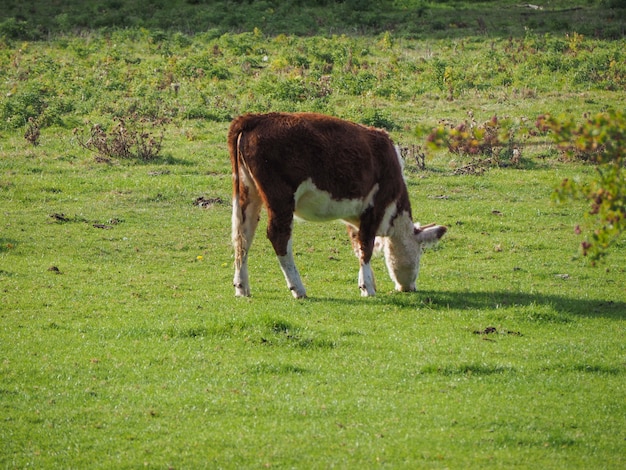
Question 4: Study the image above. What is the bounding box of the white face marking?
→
[379,213,421,291]
[293,178,379,224]
[380,217,447,292]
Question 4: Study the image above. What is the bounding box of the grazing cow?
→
[228,112,446,298]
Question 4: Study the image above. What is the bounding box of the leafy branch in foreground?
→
[425,110,626,262]
[74,116,165,162]
[537,111,626,262]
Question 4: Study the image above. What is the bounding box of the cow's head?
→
[380,223,447,292]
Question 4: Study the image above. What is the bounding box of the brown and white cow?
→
[228,112,446,298]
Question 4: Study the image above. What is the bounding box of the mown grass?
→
[1,1,626,468]
[2,128,625,467]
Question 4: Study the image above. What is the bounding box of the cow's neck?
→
[386,211,419,260]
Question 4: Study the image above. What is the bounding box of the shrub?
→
[359,108,398,131]
[335,70,376,96]
[426,115,523,173]
[0,18,31,40]
[75,116,164,162]
[537,110,626,261]
[426,110,625,259]
[1,87,50,129]
[23,117,40,146]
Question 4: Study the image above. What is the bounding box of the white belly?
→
[293,178,378,225]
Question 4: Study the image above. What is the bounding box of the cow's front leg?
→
[358,261,376,297]
[233,254,250,297]
[347,224,376,296]
[268,210,306,299]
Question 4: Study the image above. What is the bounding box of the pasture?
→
[1,0,625,467]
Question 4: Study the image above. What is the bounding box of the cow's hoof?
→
[234,286,251,297]
[359,286,376,297]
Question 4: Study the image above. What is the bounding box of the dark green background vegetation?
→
[1,0,625,39]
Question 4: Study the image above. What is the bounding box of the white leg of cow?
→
[277,238,307,299]
[232,188,262,297]
[347,224,377,297]
[358,261,376,297]
[232,201,252,297]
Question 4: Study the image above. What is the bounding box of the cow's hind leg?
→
[267,208,306,299]
[347,225,376,297]
[232,174,263,297]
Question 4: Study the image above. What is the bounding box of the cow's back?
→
[229,112,406,204]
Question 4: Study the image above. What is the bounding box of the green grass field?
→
[1,0,625,468]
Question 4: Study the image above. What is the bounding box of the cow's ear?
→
[415,224,447,246]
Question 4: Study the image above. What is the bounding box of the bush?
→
[0,18,31,40]
[537,111,626,262]
[1,87,49,129]
[426,115,523,174]
[359,108,398,131]
[75,116,165,162]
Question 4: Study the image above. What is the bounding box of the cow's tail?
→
[229,114,267,272]
[229,121,246,271]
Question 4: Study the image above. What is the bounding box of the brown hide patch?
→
[230,112,410,212]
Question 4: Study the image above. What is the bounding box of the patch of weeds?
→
[359,108,399,131]
[340,330,364,338]
[256,74,330,104]
[399,144,426,171]
[1,85,48,128]
[112,319,253,341]
[568,364,624,375]
[164,321,251,340]
[0,239,17,253]
[74,115,165,162]
[264,317,295,335]
[23,117,41,146]
[496,430,579,450]
[520,304,573,324]
[427,114,527,174]
[296,337,337,350]
[43,187,62,194]
[42,321,67,331]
